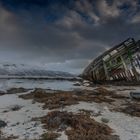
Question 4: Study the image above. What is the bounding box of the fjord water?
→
[0,79,79,91]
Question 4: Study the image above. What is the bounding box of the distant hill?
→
[0,63,77,79]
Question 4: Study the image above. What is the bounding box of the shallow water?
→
[0,79,80,91]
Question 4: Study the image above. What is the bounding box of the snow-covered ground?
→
[0,92,49,139]
[0,84,140,140]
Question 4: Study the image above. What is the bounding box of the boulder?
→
[0,120,7,128]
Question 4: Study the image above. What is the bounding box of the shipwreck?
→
[82,38,140,82]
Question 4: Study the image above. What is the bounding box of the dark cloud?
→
[0,0,140,73]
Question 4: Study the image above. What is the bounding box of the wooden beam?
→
[103,61,109,80]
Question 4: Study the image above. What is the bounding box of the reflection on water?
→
[0,79,80,91]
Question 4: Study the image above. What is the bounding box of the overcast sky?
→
[0,0,140,73]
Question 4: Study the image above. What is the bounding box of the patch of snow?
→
[0,94,49,140]
[57,131,68,140]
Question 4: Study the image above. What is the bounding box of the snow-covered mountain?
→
[0,63,76,79]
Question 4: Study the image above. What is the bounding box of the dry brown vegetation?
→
[35,111,119,140]
[19,87,140,118]
[19,89,78,109]
[7,87,28,94]
[118,103,140,117]
[19,88,115,110]
[39,132,60,140]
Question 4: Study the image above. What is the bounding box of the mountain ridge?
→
[0,63,76,79]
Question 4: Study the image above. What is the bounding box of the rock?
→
[16,122,20,125]
[0,120,7,128]
[2,110,8,113]
[101,117,109,123]
[33,122,38,127]
[11,124,17,127]
[10,105,22,111]
[83,80,91,86]
[83,82,90,86]
[0,91,6,96]
[73,82,81,86]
